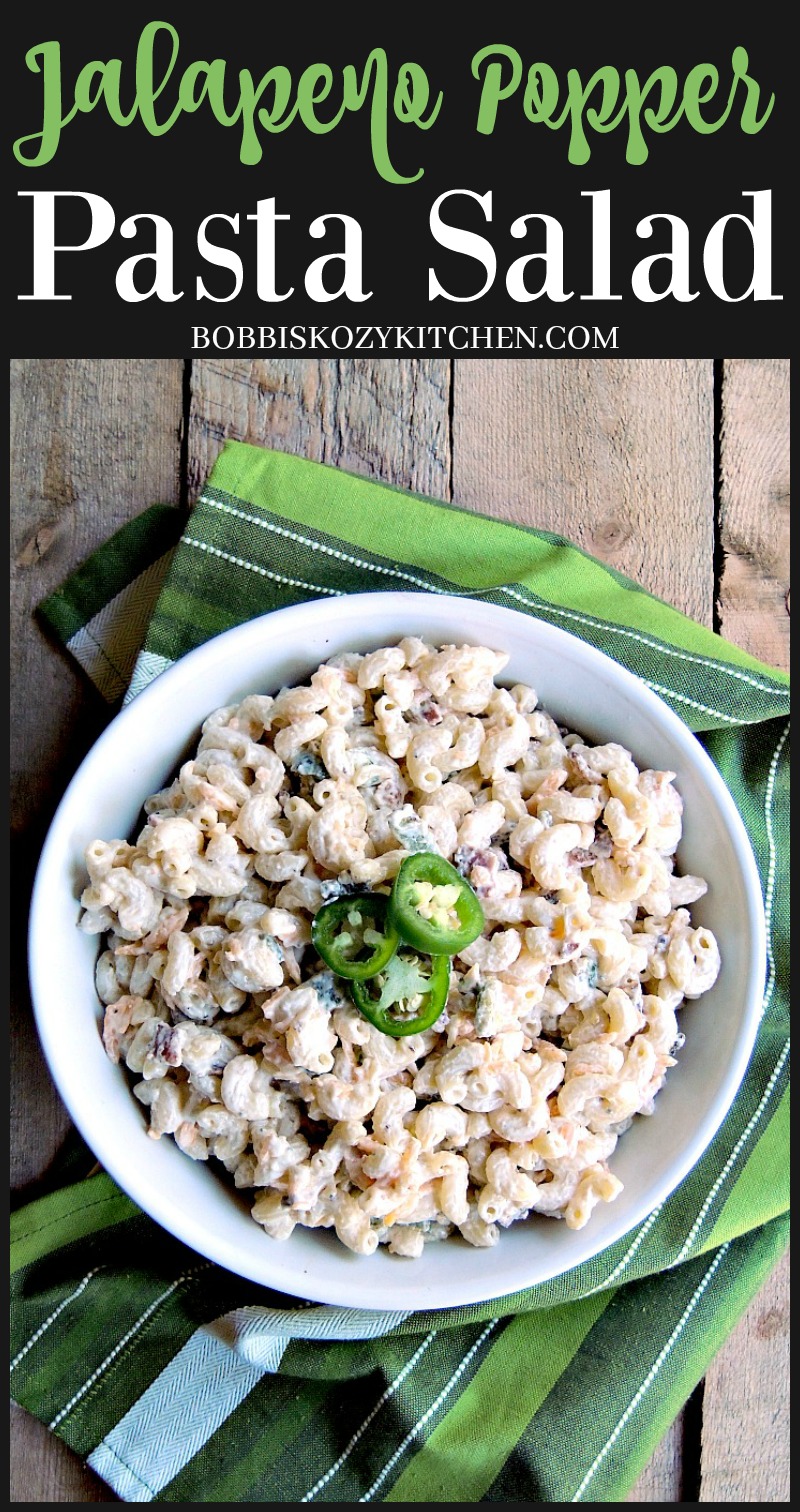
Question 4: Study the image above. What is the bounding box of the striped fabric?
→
[15,441,789,1502]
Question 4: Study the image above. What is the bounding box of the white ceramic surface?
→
[29,593,766,1310]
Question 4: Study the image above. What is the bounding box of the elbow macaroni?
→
[80,640,721,1257]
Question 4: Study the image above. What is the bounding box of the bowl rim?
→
[28,591,767,1308]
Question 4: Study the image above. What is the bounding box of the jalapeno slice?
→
[311,893,399,981]
[388,853,485,955]
[349,948,450,1037]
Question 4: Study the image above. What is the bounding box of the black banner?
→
[8,14,791,356]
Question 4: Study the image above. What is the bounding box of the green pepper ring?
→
[349,949,451,1037]
[311,893,399,981]
[388,852,485,955]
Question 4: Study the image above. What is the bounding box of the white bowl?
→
[29,593,765,1310]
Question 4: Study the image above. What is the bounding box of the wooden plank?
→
[698,356,790,1504]
[452,357,717,1503]
[451,358,715,625]
[11,359,185,1191]
[717,358,790,670]
[9,1405,118,1503]
[10,358,186,847]
[10,358,184,1504]
[627,1426,684,1503]
[699,1248,790,1502]
[186,357,451,500]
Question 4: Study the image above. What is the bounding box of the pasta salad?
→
[79,639,721,1258]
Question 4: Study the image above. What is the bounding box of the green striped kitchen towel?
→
[15,440,789,1503]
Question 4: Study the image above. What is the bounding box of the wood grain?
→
[450,358,715,625]
[9,1406,118,1503]
[698,355,790,1503]
[11,358,184,1204]
[186,357,451,500]
[717,358,790,670]
[699,1248,790,1501]
[10,358,185,1504]
[10,359,185,1185]
[10,358,185,844]
[625,1425,684,1502]
[9,357,788,1505]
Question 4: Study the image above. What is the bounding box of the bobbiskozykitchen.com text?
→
[190,324,620,352]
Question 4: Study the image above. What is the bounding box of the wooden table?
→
[10,357,790,1502]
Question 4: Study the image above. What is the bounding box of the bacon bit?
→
[152,1022,181,1065]
[567,833,613,867]
[453,846,508,897]
[567,848,596,867]
[409,699,443,726]
[102,994,139,1062]
[567,752,602,785]
[373,776,405,810]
